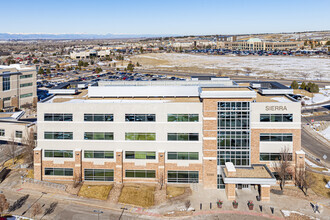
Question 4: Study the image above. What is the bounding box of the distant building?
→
[0,64,37,111]
[218,38,304,50]
[70,50,111,59]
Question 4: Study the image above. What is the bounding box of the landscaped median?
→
[78,184,113,200]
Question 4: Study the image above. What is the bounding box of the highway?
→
[301,115,330,165]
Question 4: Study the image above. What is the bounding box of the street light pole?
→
[119,207,127,220]
[93,210,103,220]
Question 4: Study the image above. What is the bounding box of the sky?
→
[1,0,329,35]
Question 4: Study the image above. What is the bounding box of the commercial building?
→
[0,64,37,111]
[218,38,304,51]
[70,50,111,59]
[34,78,304,201]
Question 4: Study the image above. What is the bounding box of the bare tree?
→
[301,72,309,81]
[4,133,19,165]
[295,165,315,196]
[0,194,10,215]
[31,203,42,218]
[158,174,164,190]
[274,147,292,191]
[21,128,36,166]
[185,200,191,211]
[244,67,252,77]
[73,173,82,188]
[216,69,225,77]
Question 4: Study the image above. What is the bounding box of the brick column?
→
[115,149,123,184]
[0,99,3,110]
[10,96,18,108]
[260,185,270,201]
[225,183,236,200]
[158,151,165,185]
[74,149,82,181]
[33,148,42,180]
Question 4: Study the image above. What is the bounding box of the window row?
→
[125,170,156,178]
[218,102,250,111]
[84,114,113,122]
[167,114,199,122]
[84,151,114,159]
[44,168,73,176]
[125,114,155,122]
[125,151,156,159]
[44,168,199,183]
[20,93,33,98]
[168,152,199,160]
[43,113,200,122]
[43,132,200,141]
[20,82,33,88]
[44,113,73,121]
[217,150,250,166]
[125,132,156,141]
[44,150,73,158]
[260,114,293,122]
[44,132,73,140]
[84,132,114,140]
[167,133,199,141]
[260,133,293,142]
[20,74,33,79]
[260,153,293,161]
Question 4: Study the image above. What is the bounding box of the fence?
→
[22,177,67,191]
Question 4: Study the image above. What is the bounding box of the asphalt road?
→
[301,115,330,165]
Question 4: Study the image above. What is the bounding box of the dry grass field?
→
[78,184,112,200]
[118,184,155,207]
[166,186,186,198]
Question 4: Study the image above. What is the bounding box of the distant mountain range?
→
[0,33,173,40]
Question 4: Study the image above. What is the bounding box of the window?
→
[260,133,293,142]
[44,168,73,176]
[167,171,199,183]
[44,113,73,121]
[0,129,4,136]
[167,152,199,160]
[20,82,33,88]
[84,132,113,140]
[125,151,156,159]
[44,132,73,140]
[125,170,156,178]
[218,131,250,149]
[15,131,22,138]
[84,151,114,159]
[125,133,156,141]
[260,153,293,161]
[44,150,73,158]
[84,169,114,181]
[3,97,10,102]
[3,75,10,91]
[260,114,293,122]
[125,114,155,122]
[20,93,33,98]
[20,74,32,79]
[167,114,199,122]
[167,133,199,141]
[84,114,113,122]
[217,150,250,166]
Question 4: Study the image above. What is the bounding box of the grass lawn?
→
[308,171,330,198]
[78,185,112,200]
[118,185,155,207]
[167,186,186,198]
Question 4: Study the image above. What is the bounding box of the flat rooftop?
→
[224,164,273,179]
